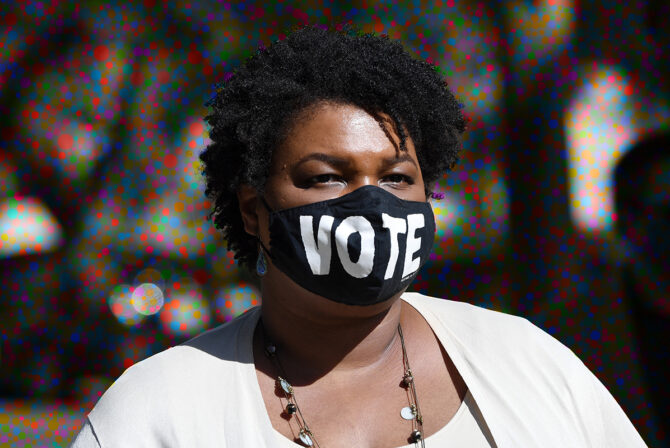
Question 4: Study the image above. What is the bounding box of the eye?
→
[312,174,337,183]
[301,174,345,187]
[381,174,414,186]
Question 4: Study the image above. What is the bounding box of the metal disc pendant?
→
[401,406,416,420]
[278,377,293,395]
[299,429,314,446]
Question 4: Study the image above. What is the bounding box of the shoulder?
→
[406,293,647,446]
[402,291,583,371]
[86,307,260,446]
[403,291,537,337]
[404,292,608,414]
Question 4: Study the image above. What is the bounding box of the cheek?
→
[263,175,294,207]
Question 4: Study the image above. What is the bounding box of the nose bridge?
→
[346,149,385,191]
[348,171,378,192]
[352,174,375,188]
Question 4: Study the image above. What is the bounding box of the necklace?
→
[260,319,426,447]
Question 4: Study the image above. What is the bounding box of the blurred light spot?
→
[159,277,211,336]
[565,64,637,232]
[0,196,64,259]
[214,282,261,322]
[131,283,165,315]
[108,284,145,326]
[432,191,459,240]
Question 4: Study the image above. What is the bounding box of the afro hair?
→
[199,23,467,271]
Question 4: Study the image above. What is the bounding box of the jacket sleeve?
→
[68,418,102,448]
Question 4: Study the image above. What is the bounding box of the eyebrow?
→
[294,153,350,169]
[381,153,419,169]
[294,152,419,169]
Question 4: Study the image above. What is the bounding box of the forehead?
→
[275,102,417,162]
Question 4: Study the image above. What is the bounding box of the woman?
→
[70,24,646,447]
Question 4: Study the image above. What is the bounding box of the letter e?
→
[402,214,424,278]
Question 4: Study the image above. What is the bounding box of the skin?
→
[238,101,467,447]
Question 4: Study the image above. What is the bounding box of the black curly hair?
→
[199,23,467,271]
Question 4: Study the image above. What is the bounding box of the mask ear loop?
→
[255,195,275,277]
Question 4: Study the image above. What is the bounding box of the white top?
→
[72,386,489,448]
[69,292,647,448]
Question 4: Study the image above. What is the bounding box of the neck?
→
[256,274,407,385]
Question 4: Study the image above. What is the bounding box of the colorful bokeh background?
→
[1,0,669,446]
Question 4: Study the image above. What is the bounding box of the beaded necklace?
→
[260,319,426,447]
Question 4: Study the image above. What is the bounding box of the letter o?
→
[334,216,375,278]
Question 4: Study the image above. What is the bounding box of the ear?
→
[237,184,260,237]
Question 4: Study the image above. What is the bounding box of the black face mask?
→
[260,185,436,306]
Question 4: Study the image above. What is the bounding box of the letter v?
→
[300,215,335,275]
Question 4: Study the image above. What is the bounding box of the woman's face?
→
[238,101,428,314]
[262,101,426,211]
